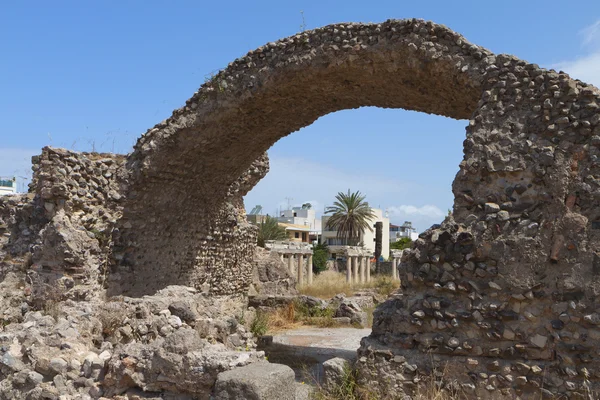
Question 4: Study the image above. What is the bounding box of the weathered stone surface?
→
[1,17,600,399]
[322,357,350,392]
[251,247,297,296]
[213,362,295,400]
[332,296,368,327]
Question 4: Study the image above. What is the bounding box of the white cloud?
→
[0,148,39,192]
[553,52,600,87]
[244,156,451,232]
[581,19,600,48]
[552,19,600,87]
[386,204,447,232]
[387,205,445,218]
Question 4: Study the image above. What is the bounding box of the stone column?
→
[353,256,359,284]
[307,254,313,286]
[297,254,304,286]
[366,257,371,282]
[346,258,352,283]
[280,253,284,263]
[288,255,294,277]
[359,256,365,283]
[392,257,398,281]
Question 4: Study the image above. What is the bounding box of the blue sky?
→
[1,1,600,231]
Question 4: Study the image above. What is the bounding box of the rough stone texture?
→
[322,357,351,393]
[1,17,600,398]
[1,147,126,305]
[213,361,296,400]
[251,247,298,296]
[331,295,368,327]
[117,18,488,297]
[0,284,264,399]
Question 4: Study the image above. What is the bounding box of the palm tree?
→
[325,190,376,246]
[256,216,287,247]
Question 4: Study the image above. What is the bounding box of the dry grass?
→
[298,271,352,299]
[298,271,400,300]
[252,300,341,334]
[264,302,302,332]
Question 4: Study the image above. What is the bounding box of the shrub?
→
[250,310,269,336]
[390,237,412,250]
[312,242,329,274]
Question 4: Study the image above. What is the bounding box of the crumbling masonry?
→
[3,18,600,398]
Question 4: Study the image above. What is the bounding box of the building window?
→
[295,232,300,239]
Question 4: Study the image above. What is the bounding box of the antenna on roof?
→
[285,197,293,210]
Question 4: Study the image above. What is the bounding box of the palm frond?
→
[325,189,376,246]
[256,216,287,247]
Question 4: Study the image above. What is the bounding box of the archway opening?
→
[115,19,490,296]
[244,107,467,238]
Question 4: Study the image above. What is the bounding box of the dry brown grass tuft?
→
[265,302,302,332]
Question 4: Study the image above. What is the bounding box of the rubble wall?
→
[112,18,599,398]
[118,18,488,296]
[356,57,600,398]
[1,147,126,301]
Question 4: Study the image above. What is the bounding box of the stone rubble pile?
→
[0,285,266,399]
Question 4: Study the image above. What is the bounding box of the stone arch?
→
[112,19,490,296]
[112,18,600,311]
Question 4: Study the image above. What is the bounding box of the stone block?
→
[323,357,350,392]
[213,362,295,400]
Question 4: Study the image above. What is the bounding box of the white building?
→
[278,206,321,240]
[390,221,419,242]
[321,208,390,259]
[0,177,16,196]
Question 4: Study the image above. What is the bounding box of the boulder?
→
[213,362,295,400]
[332,297,368,327]
[252,248,297,296]
[323,357,351,392]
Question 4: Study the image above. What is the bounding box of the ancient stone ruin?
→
[1,18,600,399]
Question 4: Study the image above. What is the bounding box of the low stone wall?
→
[1,147,126,302]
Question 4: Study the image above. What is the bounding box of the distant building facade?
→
[278,206,321,242]
[321,208,390,259]
[390,221,419,242]
[0,177,16,196]
[278,222,312,243]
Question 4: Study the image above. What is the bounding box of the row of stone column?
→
[345,256,371,284]
[280,253,313,286]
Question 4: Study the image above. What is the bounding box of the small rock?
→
[49,357,68,375]
[485,203,500,213]
[529,334,548,349]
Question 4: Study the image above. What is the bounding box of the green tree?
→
[325,190,376,246]
[256,216,287,247]
[312,242,329,274]
[390,237,412,250]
